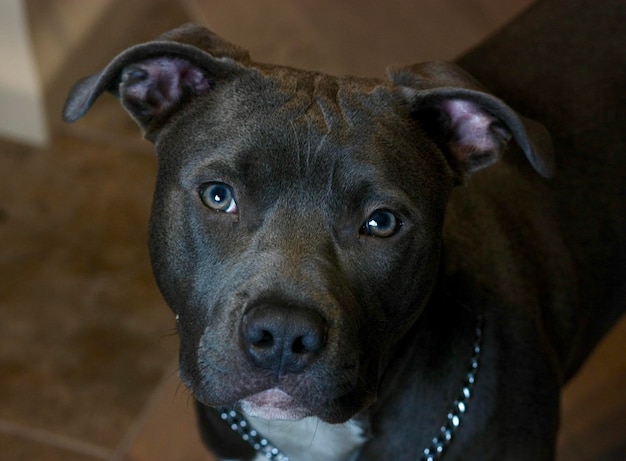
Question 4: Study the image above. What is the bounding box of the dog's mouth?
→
[238,388,311,420]
[180,294,382,423]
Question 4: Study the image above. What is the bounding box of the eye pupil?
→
[200,182,237,213]
[363,210,400,238]
[212,187,227,203]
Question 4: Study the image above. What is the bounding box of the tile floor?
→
[2,1,624,460]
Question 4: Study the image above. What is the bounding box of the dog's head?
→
[64,24,553,423]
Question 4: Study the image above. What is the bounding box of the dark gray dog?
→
[63,0,624,459]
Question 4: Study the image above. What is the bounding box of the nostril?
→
[292,336,306,354]
[257,330,274,347]
[292,330,325,355]
[244,325,275,349]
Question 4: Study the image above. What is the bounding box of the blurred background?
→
[0,1,624,460]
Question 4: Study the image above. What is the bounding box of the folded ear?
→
[62,24,249,141]
[390,62,555,182]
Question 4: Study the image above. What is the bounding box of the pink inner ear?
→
[121,57,211,117]
[156,57,211,98]
[442,99,500,155]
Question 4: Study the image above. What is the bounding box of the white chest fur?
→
[224,415,368,461]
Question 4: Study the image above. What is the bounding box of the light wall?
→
[0,0,47,146]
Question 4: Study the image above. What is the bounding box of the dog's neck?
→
[219,314,483,461]
[219,410,368,461]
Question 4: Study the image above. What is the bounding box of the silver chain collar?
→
[420,315,483,461]
[218,315,483,461]
[219,408,290,460]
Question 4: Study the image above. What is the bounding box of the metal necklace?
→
[218,315,483,461]
[419,315,483,461]
[218,407,290,460]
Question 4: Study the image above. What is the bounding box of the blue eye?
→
[362,210,401,238]
[199,182,237,213]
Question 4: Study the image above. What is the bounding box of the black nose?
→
[241,303,328,375]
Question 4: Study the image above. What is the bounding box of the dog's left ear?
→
[63,24,249,141]
[390,62,555,182]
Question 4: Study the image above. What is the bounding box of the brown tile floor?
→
[2,1,624,460]
[0,133,177,460]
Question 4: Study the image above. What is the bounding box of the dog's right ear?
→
[390,62,555,182]
[62,24,249,141]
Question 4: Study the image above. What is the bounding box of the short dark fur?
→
[63,0,624,459]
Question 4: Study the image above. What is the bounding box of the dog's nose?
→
[241,304,327,375]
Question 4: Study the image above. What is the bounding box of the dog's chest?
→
[235,416,368,461]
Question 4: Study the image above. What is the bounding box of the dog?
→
[63,0,624,459]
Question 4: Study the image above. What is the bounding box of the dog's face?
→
[149,69,452,422]
[63,25,553,424]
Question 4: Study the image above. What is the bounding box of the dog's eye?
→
[362,210,401,238]
[199,182,237,213]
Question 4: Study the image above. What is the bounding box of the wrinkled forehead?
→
[162,67,401,139]
[156,67,448,202]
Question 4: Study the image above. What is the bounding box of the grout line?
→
[0,418,113,460]
[109,358,180,461]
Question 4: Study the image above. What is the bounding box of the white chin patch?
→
[239,389,310,420]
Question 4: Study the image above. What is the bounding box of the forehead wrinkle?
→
[278,74,396,207]
[290,116,361,209]
[312,74,354,133]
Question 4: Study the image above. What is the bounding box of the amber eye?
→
[199,182,237,213]
[361,210,402,238]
